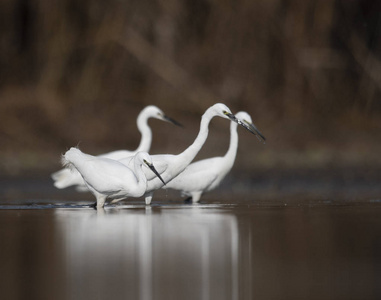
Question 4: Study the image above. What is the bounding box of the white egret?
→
[118,103,263,205]
[51,105,181,190]
[163,111,265,202]
[62,148,165,209]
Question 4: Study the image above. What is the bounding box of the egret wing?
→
[78,158,136,193]
[166,166,219,192]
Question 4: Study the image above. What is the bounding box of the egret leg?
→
[191,192,202,203]
[96,207,106,216]
[145,192,153,205]
[96,194,107,209]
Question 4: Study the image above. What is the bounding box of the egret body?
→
[62,148,165,209]
[119,104,262,205]
[52,105,180,190]
[164,111,265,202]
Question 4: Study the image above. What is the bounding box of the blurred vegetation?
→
[1,0,381,175]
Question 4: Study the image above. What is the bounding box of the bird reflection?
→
[55,206,239,300]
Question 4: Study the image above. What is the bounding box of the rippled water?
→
[0,202,380,300]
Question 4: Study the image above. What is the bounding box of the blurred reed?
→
[0,0,380,174]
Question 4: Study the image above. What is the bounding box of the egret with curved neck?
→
[51,105,181,190]
[164,111,265,202]
[119,103,262,205]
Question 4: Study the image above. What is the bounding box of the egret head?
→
[235,111,266,143]
[137,152,166,185]
[208,103,260,136]
[137,152,153,165]
[143,105,183,127]
[209,103,238,122]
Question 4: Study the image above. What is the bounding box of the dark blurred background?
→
[0,0,380,182]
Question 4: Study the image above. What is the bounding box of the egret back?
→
[99,149,136,160]
[166,157,222,192]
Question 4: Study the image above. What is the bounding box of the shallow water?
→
[0,202,380,300]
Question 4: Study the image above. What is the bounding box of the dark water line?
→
[0,204,94,210]
[0,200,380,210]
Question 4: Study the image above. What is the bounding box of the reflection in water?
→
[55,205,240,300]
[0,204,379,300]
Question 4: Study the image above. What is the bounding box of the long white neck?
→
[133,159,147,191]
[135,112,152,152]
[223,121,239,169]
[176,108,214,165]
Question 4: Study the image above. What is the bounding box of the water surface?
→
[0,203,380,300]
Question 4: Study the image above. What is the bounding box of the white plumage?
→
[164,111,265,202]
[51,105,181,190]
[62,147,165,209]
[118,104,261,205]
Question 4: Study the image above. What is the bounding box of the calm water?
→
[0,202,380,300]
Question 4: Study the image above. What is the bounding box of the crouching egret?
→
[62,148,165,209]
[51,105,181,190]
[164,111,265,202]
[119,103,262,205]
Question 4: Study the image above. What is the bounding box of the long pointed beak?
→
[147,163,166,185]
[236,119,266,143]
[163,115,184,127]
[243,121,266,144]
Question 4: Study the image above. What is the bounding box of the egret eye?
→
[223,110,228,115]
[143,159,148,164]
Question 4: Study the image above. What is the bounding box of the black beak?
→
[163,115,184,128]
[243,121,266,143]
[237,120,266,143]
[147,163,166,185]
[225,111,266,143]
